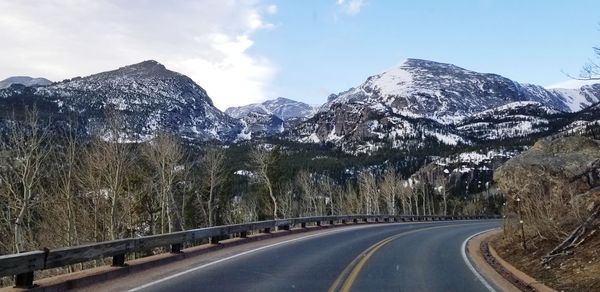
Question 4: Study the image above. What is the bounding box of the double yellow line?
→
[327,225,448,292]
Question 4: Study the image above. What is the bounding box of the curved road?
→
[122,220,498,292]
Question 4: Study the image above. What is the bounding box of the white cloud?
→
[266,4,278,15]
[336,0,365,15]
[0,0,276,110]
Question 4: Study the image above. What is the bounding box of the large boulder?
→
[494,136,600,239]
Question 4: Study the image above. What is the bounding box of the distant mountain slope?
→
[0,60,242,141]
[549,84,600,111]
[226,97,315,138]
[226,97,315,121]
[0,76,52,88]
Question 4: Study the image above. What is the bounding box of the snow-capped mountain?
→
[289,59,600,153]
[0,60,242,141]
[324,59,586,123]
[0,76,52,89]
[226,97,316,138]
[226,97,316,121]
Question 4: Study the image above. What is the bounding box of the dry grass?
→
[492,232,600,291]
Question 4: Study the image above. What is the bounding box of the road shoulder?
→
[467,229,556,292]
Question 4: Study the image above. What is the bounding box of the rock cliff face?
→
[494,136,600,241]
[495,136,600,200]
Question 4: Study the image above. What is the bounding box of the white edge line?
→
[127,223,397,291]
[461,228,498,292]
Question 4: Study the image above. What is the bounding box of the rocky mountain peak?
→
[0,76,52,89]
[0,61,242,142]
[113,60,168,75]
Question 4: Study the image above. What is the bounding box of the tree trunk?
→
[266,176,277,219]
[14,201,28,253]
[208,180,214,226]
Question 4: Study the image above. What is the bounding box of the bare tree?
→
[380,169,399,215]
[143,131,184,233]
[277,181,295,218]
[83,113,133,240]
[431,172,449,216]
[319,175,338,215]
[359,172,379,215]
[296,170,327,216]
[0,108,50,253]
[580,43,600,80]
[52,122,80,248]
[339,182,362,215]
[202,147,226,226]
[249,146,278,219]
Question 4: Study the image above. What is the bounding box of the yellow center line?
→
[328,223,472,292]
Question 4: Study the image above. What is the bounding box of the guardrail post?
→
[210,236,220,244]
[384,218,389,223]
[264,227,271,233]
[14,271,34,289]
[171,243,183,253]
[112,253,126,267]
[301,222,306,228]
[240,231,248,238]
[281,225,290,231]
[342,219,347,224]
[316,221,321,226]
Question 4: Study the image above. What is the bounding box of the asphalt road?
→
[128,220,499,292]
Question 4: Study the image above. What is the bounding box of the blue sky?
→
[251,0,600,105]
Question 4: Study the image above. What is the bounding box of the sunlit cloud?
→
[336,0,365,16]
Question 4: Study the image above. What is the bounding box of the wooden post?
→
[171,243,183,253]
[14,271,34,289]
[112,253,126,267]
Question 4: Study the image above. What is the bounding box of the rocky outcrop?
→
[494,136,600,257]
[495,136,600,202]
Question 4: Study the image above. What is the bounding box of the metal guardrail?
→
[0,214,498,288]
